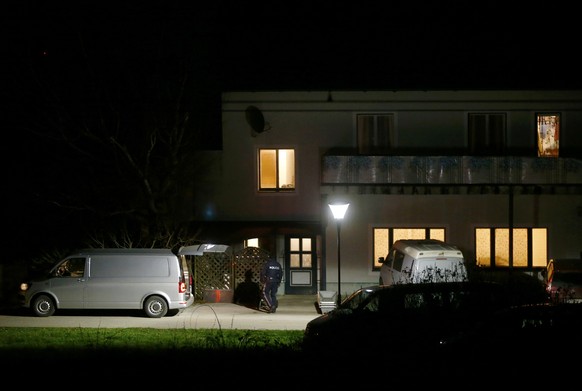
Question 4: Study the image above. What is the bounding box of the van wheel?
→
[31,294,56,317]
[144,295,168,318]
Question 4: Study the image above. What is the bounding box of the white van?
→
[19,248,194,318]
[378,239,468,285]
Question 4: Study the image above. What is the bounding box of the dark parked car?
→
[303,281,539,358]
[440,302,582,373]
[541,258,582,303]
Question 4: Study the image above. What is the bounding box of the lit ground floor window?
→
[475,227,547,268]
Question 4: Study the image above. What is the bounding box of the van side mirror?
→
[378,257,385,264]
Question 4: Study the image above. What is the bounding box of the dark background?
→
[8,1,581,94]
[4,1,580,259]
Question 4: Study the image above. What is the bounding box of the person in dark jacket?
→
[260,257,283,313]
[233,269,261,309]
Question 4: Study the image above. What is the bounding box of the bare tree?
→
[11,9,218,251]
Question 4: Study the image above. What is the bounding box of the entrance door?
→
[284,235,317,294]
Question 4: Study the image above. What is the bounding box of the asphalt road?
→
[0,294,321,330]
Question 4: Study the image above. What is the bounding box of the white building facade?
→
[193,90,582,298]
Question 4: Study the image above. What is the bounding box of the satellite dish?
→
[245,106,271,136]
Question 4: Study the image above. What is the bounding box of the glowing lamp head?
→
[329,203,349,220]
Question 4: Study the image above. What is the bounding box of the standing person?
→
[233,269,261,309]
[260,257,283,313]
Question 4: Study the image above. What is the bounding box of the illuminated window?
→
[531,229,548,267]
[468,113,506,155]
[373,228,445,269]
[289,237,313,268]
[537,113,560,157]
[259,149,295,191]
[244,238,259,248]
[357,114,395,154]
[475,228,547,268]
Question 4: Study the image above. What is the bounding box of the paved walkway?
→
[183,294,320,330]
[0,295,322,330]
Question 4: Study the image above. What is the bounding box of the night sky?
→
[8,1,581,93]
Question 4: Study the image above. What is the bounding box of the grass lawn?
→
[2,327,308,383]
[0,327,303,351]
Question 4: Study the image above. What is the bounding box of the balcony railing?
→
[321,156,582,185]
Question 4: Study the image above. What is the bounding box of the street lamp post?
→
[329,202,349,305]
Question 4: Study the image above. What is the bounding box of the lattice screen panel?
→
[233,247,271,287]
[193,252,233,301]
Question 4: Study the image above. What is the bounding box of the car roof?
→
[71,248,175,257]
[392,239,464,259]
[349,281,503,300]
[548,258,582,272]
[377,281,493,290]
